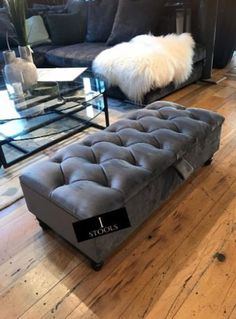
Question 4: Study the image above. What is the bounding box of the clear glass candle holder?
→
[2,69,25,100]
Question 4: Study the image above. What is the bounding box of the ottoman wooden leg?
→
[204,157,213,166]
[37,218,50,230]
[91,260,104,271]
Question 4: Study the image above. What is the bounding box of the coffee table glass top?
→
[0,70,109,168]
[0,71,106,141]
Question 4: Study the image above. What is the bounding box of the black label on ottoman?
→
[73,208,131,242]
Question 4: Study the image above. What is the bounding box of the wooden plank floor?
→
[0,59,236,319]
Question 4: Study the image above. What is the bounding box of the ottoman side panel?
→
[183,125,223,169]
[21,182,103,263]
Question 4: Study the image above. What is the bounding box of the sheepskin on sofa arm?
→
[93,33,195,103]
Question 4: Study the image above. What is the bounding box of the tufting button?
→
[52,158,61,164]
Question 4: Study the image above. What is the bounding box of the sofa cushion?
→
[32,43,60,66]
[29,3,66,15]
[44,41,205,72]
[26,15,51,47]
[107,0,165,45]
[0,8,18,50]
[46,12,85,45]
[33,43,60,54]
[45,42,108,67]
[66,0,87,15]
[86,0,119,42]
[65,0,88,36]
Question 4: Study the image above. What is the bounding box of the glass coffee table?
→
[0,70,109,168]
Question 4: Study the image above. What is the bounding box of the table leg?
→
[0,145,7,168]
[103,93,110,127]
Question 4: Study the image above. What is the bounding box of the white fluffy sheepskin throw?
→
[93,33,195,102]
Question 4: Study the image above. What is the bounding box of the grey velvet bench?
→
[20,101,224,270]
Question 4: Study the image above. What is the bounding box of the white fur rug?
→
[93,33,195,102]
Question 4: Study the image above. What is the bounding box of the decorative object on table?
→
[29,81,59,97]
[3,0,38,96]
[2,50,24,99]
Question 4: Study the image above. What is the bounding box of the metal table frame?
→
[0,83,110,169]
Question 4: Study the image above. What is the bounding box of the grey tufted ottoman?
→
[20,101,224,270]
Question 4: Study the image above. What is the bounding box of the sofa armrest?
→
[191,0,219,79]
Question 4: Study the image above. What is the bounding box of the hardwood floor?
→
[0,59,236,319]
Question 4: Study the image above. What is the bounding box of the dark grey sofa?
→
[33,0,208,104]
[0,0,217,104]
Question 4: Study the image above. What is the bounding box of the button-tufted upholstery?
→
[20,101,224,221]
